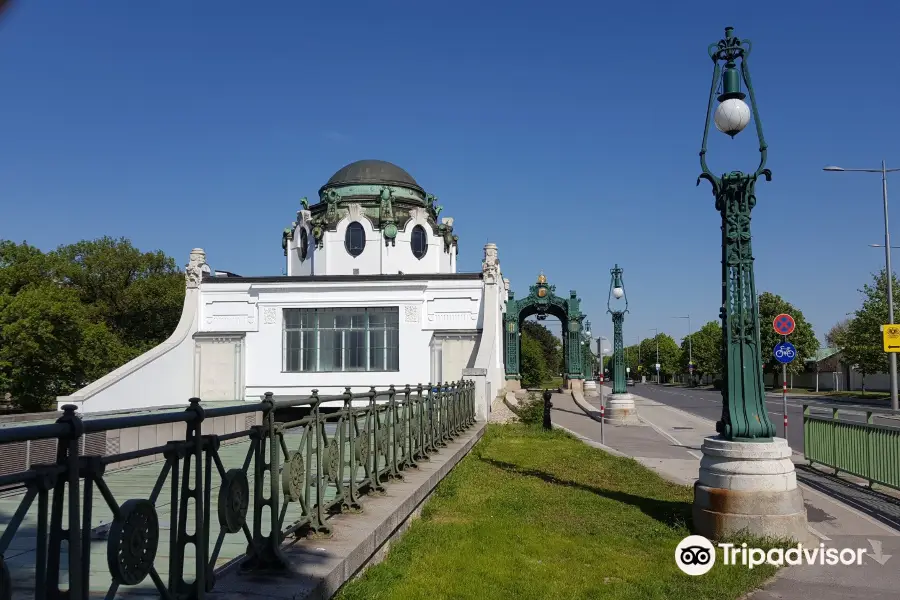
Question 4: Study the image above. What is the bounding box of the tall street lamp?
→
[648,328,660,383]
[697,26,775,441]
[607,266,628,395]
[825,162,900,411]
[693,26,808,543]
[606,265,636,422]
[673,315,693,383]
[583,321,598,393]
[597,335,610,382]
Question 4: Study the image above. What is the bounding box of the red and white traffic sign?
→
[773,313,795,336]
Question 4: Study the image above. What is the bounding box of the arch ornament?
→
[503,272,584,382]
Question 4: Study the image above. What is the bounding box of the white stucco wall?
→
[289,204,457,277]
[58,239,504,417]
[199,276,485,400]
[286,224,314,276]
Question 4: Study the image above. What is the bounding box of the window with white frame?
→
[283,307,399,372]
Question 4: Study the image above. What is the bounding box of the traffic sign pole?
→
[782,345,788,440]
[773,314,796,441]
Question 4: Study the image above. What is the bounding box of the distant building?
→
[57,160,508,419]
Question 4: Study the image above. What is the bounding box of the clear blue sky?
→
[1,1,897,350]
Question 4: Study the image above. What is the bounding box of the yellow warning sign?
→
[883,324,900,352]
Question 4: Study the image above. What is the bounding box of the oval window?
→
[299,228,308,260]
[345,222,366,257]
[411,225,428,260]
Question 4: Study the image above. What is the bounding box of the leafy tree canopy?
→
[840,269,900,376]
[825,318,851,350]
[519,333,549,388]
[0,237,184,411]
[680,320,723,378]
[758,292,818,376]
[521,320,563,376]
[639,334,681,377]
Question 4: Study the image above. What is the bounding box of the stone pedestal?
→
[566,378,584,393]
[583,380,598,395]
[604,393,638,424]
[693,436,810,543]
[504,379,522,393]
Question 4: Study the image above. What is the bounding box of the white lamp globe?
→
[714,98,751,137]
[613,287,624,299]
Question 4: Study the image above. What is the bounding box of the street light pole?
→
[697,26,776,440]
[607,265,629,396]
[648,328,659,384]
[824,162,900,411]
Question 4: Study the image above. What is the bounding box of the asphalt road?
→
[623,384,900,453]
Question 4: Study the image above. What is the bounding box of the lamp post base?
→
[604,393,638,424]
[692,436,811,543]
[504,379,522,393]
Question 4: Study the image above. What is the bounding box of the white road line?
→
[637,411,702,460]
[807,525,832,541]
[799,484,900,536]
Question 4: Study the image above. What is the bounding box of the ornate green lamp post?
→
[692,27,807,543]
[607,265,628,396]
[697,26,775,441]
[582,321,598,392]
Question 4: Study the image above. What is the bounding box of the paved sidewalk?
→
[551,390,900,600]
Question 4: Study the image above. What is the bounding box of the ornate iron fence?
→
[0,380,475,599]
[803,402,900,491]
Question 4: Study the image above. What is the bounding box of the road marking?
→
[799,484,900,536]
[807,525,831,541]
[637,411,702,460]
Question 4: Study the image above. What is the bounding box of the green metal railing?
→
[0,380,476,599]
[803,402,900,491]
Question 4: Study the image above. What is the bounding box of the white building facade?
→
[57,160,508,420]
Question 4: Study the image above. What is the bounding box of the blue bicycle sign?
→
[773,341,796,364]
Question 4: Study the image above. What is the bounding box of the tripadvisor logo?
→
[675,535,879,576]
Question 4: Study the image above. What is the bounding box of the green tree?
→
[681,321,723,380]
[52,237,184,351]
[825,318,851,350]
[521,320,562,376]
[0,240,56,296]
[0,286,127,412]
[758,292,818,377]
[519,333,549,388]
[0,237,185,411]
[639,334,681,380]
[841,269,900,381]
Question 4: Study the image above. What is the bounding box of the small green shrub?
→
[516,392,545,426]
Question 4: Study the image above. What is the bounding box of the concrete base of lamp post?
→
[584,380,598,395]
[504,379,522,393]
[692,436,811,544]
[565,378,585,393]
[604,393,639,424]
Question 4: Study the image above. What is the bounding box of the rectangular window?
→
[283,307,399,372]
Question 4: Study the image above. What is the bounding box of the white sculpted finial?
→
[482,243,499,284]
[185,248,207,289]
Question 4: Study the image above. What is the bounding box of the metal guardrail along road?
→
[803,402,900,491]
[0,381,476,599]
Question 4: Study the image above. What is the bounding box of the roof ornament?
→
[537,271,547,284]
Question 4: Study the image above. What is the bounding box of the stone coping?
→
[208,421,486,600]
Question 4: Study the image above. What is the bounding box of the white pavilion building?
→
[58,160,508,420]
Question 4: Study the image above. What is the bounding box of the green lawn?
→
[336,425,778,600]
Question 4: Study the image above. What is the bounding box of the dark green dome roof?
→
[320,160,424,195]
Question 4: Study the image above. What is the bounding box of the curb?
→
[570,390,604,423]
[552,423,630,458]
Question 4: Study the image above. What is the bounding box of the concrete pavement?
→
[550,388,900,600]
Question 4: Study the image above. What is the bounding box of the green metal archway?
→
[504,272,585,384]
